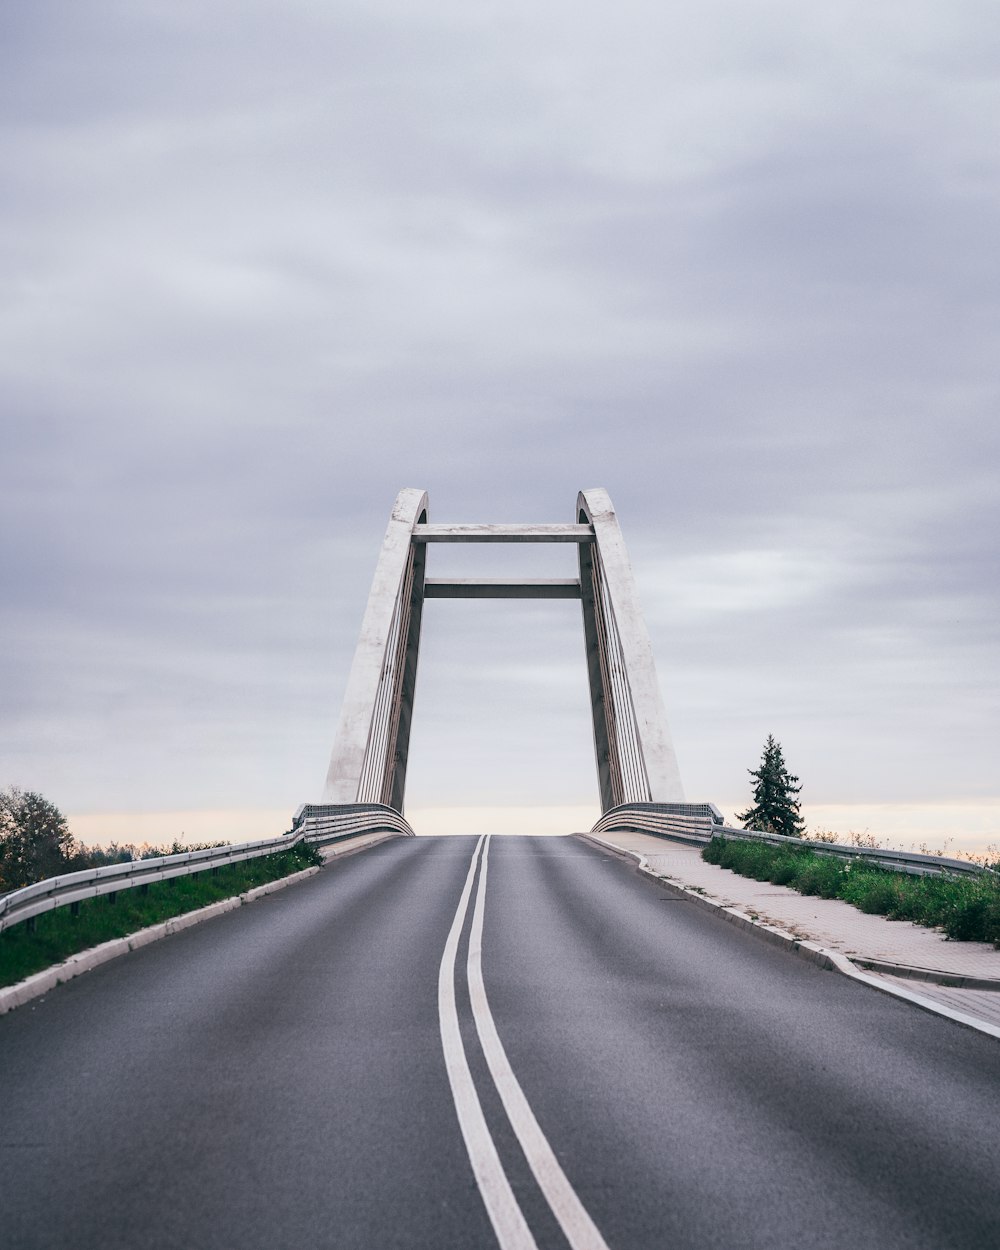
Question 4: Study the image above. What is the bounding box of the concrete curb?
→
[0,865,320,1017]
[849,956,1000,991]
[578,832,1000,1042]
[318,831,405,862]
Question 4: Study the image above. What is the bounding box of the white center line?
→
[469,835,613,1250]
[438,835,538,1250]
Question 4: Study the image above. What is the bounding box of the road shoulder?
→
[577,830,1000,1040]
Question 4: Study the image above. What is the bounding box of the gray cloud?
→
[1,1,997,825]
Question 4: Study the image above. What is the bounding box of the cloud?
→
[1,1,997,833]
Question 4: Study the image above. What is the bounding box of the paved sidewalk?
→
[583,830,1000,1033]
[863,973,1000,1029]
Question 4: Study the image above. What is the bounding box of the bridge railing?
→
[291,802,415,842]
[591,802,725,842]
[712,825,995,879]
[0,803,414,936]
[591,805,994,879]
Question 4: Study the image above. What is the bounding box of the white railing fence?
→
[589,804,994,879]
[712,824,994,879]
[0,803,414,935]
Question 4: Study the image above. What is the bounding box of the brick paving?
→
[866,974,1000,1029]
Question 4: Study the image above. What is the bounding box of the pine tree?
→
[736,735,805,837]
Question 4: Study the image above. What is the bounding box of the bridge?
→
[295,487,723,842]
[1,493,999,1250]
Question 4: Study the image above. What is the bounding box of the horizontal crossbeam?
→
[424,578,582,600]
[412,523,594,544]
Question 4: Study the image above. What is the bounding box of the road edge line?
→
[576,832,1000,1042]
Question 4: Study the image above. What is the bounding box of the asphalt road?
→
[2,834,999,1249]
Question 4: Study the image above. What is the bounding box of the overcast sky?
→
[2,2,997,844]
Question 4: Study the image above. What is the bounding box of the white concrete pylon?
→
[577,489,685,808]
[322,488,428,808]
[320,488,684,815]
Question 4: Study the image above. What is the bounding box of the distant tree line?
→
[0,786,225,893]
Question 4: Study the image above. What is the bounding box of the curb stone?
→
[577,832,1000,1042]
[318,831,404,862]
[848,956,1000,990]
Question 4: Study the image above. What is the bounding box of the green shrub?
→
[944,896,990,942]
[984,897,1000,945]
[768,857,800,886]
[793,856,845,899]
[701,836,1000,945]
[840,869,902,915]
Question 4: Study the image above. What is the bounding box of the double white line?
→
[437,834,611,1250]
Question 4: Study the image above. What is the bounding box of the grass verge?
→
[0,842,323,989]
[702,836,1000,947]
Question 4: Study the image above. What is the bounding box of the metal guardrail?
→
[6,797,987,938]
[292,802,415,841]
[591,802,724,843]
[590,804,994,879]
[0,803,414,936]
[714,825,995,879]
[594,804,994,879]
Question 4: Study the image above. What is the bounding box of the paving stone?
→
[867,975,1000,1029]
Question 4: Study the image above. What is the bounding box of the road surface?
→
[2,834,998,1249]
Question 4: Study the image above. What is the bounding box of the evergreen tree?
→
[736,735,805,837]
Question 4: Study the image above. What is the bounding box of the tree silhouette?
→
[736,735,805,837]
[0,787,76,891]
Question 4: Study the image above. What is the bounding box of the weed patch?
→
[702,836,1000,946]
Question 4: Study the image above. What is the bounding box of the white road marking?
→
[438,835,539,1250]
[469,836,613,1250]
